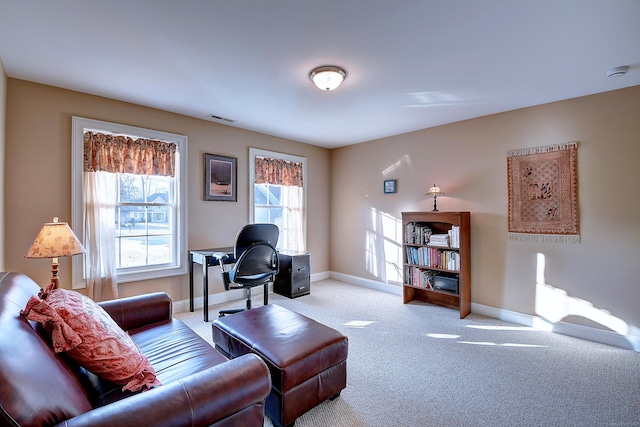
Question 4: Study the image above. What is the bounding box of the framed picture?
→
[384,179,397,194]
[204,153,237,201]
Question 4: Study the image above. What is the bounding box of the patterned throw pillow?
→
[21,284,161,392]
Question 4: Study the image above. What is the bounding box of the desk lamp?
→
[427,184,445,212]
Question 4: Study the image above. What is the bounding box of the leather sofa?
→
[0,271,272,427]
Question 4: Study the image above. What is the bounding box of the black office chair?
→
[216,223,280,317]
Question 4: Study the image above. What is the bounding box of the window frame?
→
[249,148,307,252]
[71,117,188,288]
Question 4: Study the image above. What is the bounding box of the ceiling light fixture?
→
[606,66,629,78]
[309,66,347,91]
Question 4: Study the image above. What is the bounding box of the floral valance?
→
[254,157,303,187]
[83,131,176,177]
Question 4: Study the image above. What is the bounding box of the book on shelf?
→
[428,233,449,247]
[448,225,460,248]
[441,250,460,271]
[405,223,460,248]
[405,246,460,271]
[405,266,435,289]
[405,223,432,245]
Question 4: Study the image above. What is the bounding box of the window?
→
[72,117,188,288]
[115,174,174,269]
[249,148,306,252]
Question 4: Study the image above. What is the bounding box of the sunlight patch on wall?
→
[535,252,636,348]
[382,154,410,176]
[365,208,403,284]
[365,224,379,278]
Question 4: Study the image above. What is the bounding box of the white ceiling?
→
[1,1,639,148]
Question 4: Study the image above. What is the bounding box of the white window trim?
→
[248,148,307,251]
[71,117,188,288]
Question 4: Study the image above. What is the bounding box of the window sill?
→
[73,265,187,289]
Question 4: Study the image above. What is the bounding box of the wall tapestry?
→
[507,142,580,243]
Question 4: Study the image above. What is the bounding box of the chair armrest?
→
[57,354,272,427]
[99,292,172,331]
[213,252,231,270]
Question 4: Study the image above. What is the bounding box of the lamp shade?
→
[309,66,347,91]
[427,185,444,196]
[26,218,85,259]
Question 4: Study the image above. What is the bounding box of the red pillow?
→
[21,285,161,392]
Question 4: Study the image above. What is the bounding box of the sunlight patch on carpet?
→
[466,325,537,331]
[458,341,546,348]
[427,333,460,339]
[343,320,374,328]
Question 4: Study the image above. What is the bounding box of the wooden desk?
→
[189,247,234,322]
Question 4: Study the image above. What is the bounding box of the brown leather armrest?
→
[56,354,271,427]
[99,292,172,331]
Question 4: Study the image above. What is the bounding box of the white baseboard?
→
[329,271,403,295]
[173,273,331,315]
[310,271,331,282]
[174,271,638,351]
[173,284,273,314]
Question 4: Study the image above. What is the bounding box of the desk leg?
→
[202,261,209,322]
[189,253,194,312]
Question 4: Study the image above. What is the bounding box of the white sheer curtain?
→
[281,185,304,252]
[84,171,118,301]
[253,154,305,252]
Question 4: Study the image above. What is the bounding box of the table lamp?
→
[25,217,86,289]
[427,184,445,212]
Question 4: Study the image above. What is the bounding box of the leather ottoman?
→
[211,304,348,427]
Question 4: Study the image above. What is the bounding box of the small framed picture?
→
[204,153,237,201]
[384,179,397,194]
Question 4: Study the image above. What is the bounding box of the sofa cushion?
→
[131,318,229,384]
[82,318,230,408]
[21,285,161,392]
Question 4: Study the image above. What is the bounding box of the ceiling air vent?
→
[207,114,236,123]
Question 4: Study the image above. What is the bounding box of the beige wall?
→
[5,79,331,301]
[0,59,5,271]
[331,86,640,338]
[5,76,639,343]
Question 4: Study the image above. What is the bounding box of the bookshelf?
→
[402,211,470,318]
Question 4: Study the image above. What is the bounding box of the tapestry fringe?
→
[509,233,580,244]
[507,141,578,158]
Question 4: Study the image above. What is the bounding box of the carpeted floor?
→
[175,279,640,427]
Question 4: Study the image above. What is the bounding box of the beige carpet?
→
[175,279,640,427]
